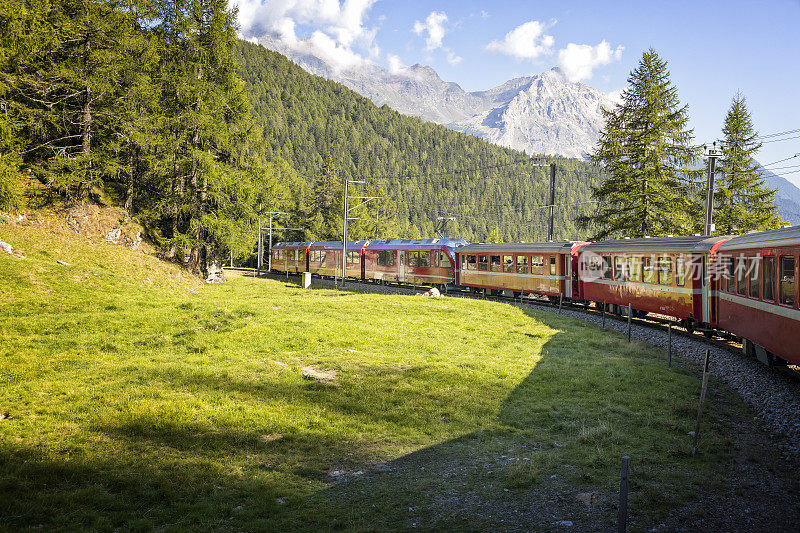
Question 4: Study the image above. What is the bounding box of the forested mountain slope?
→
[235,40,605,242]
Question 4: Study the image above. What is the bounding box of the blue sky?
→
[236,0,800,185]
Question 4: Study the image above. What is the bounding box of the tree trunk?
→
[80,31,92,200]
[124,146,138,212]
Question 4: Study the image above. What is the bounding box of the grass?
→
[0,218,739,531]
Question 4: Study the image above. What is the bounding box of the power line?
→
[762,153,800,167]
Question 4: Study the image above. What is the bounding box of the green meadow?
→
[0,222,740,531]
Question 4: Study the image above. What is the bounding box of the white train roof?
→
[581,235,733,253]
[718,226,800,251]
[458,241,586,254]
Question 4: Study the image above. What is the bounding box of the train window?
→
[658,256,673,285]
[321,251,328,265]
[377,250,394,266]
[748,257,760,299]
[720,255,733,292]
[516,255,529,274]
[531,255,544,268]
[503,255,514,272]
[780,255,795,306]
[602,256,612,279]
[763,256,775,301]
[675,257,686,287]
[628,257,641,282]
[466,255,476,270]
[586,255,603,278]
[614,256,626,281]
[478,255,488,271]
[643,257,656,284]
[736,256,747,296]
[439,252,451,268]
[407,251,417,267]
[347,251,359,264]
[419,250,430,267]
[550,256,557,276]
[491,255,503,272]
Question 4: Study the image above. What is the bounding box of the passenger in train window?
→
[550,257,557,275]
[602,256,612,279]
[780,256,795,306]
[478,255,488,271]
[491,255,503,272]
[516,255,528,274]
[466,255,477,270]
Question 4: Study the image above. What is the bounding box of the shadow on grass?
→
[0,308,741,531]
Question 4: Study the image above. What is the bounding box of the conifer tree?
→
[713,92,783,233]
[580,49,700,239]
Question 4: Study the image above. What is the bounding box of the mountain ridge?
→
[255,33,614,159]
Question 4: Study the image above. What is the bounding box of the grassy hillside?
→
[235,40,605,242]
[0,213,757,531]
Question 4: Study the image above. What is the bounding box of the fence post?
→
[559,294,563,314]
[602,301,607,329]
[668,323,672,368]
[692,350,711,456]
[618,456,630,533]
[627,303,632,342]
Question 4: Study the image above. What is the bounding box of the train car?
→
[577,236,732,328]
[363,238,466,287]
[716,227,800,366]
[456,242,588,299]
[270,242,311,274]
[307,241,369,279]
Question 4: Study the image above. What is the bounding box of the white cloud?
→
[557,40,623,82]
[446,50,462,65]
[606,88,625,104]
[480,10,489,20]
[486,20,555,60]
[387,54,406,74]
[412,11,449,51]
[233,0,378,72]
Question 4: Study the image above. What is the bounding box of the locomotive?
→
[270,226,800,367]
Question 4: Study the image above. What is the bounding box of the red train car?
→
[270,242,311,274]
[577,236,732,328]
[456,242,587,299]
[716,227,800,366]
[363,239,466,287]
[307,241,369,278]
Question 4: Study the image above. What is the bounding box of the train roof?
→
[308,240,369,249]
[581,235,733,253]
[718,226,800,251]
[273,241,312,248]
[457,241,586,254]
[365,238,467,249]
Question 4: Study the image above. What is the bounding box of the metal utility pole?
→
[341,180,381,288]
[259,211,288,274]
[704,143,723,235]
[435,216,456,238]
[257,217,262,275]
[548,162,556,242]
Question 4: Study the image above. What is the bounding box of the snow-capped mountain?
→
[256,34,614,159]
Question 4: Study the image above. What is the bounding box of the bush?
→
[0,159,25,212]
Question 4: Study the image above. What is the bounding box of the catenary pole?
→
[548,162,556,242]
[342,178,349,288]
[704,144,722,235]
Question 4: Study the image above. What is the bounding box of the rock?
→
[56,260,70,266]
[205,258,226,283]
[105,228,122,244]
[0,236,26,258]
[428,287,441,298]
[554,520,573,527]
[130,231,142,250]
[302,366,338,383]
[276,497,287,505]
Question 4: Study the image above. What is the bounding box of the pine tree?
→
[713,92,784,233]
[579,49,700,239]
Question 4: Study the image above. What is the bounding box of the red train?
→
[269,227,799,367]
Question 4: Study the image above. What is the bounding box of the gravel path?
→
[306,274,800,463]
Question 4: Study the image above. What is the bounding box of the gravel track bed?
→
[296,275,800,462]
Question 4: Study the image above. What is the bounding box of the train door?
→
[398,250,405,282]
[564,254,571,297]
[335,251,342,278]
[701,254,710,324]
